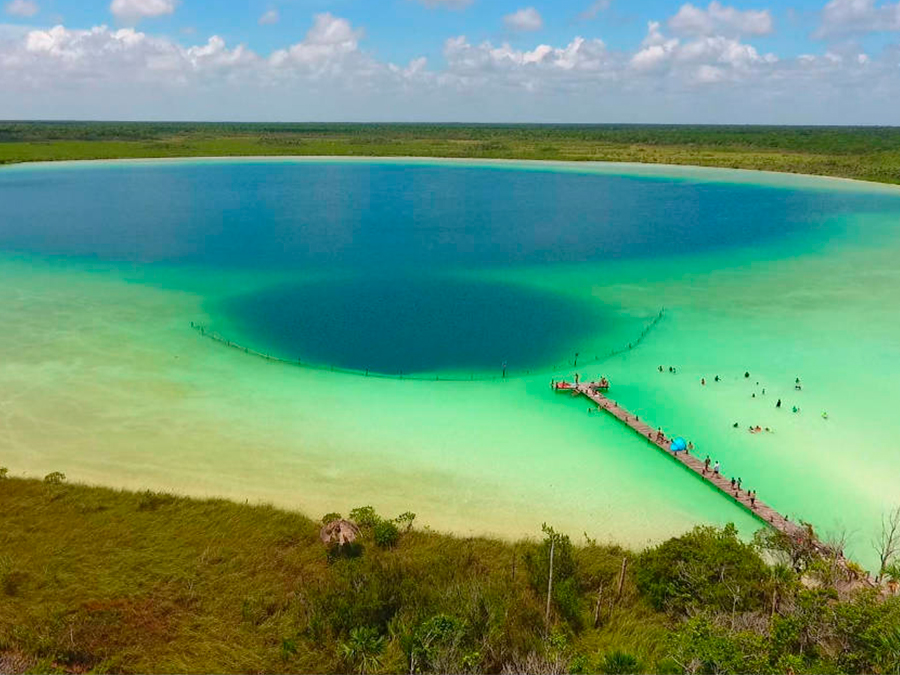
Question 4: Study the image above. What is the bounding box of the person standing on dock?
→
[713,461,720,476]
[737,477,743,491]
[703,456,710,474]
[750,491,756,508]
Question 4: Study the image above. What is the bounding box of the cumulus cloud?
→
[504,7,543,32]
[258,9,278,25]
[630,19,776,82]
[816,0,900,37]
[669,1,773,36]
[0,9,898,124]
[5,0,37,17]
[268,12,367,76]
[109,0,175,23]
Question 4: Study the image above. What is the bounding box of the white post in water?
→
[545,537,555,631]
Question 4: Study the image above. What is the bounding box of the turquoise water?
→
[2,158,900,567]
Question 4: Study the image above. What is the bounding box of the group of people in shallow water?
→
[701,455,758,507]
[684,369,829,427]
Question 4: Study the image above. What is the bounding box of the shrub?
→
[137,491,176,511]
[599,650,639,675]
[349,506,381,528]
[408,614,468,673]
[322,512,342,524]
[339,626,385,674]
[373,520,400,549]
[0,467,8,479]
[636,524,769,615]
[43,472,66,485]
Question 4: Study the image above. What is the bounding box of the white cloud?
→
[109,0,176,23]
[258,9,279,26]
[268,12,366,75]
[504,7,543,32]
[578,0,611,21]
[630,20,776,77]
[631,21,679,70]
[1,10,899,124]
[4,0,37,17]
[669,1,773,36]
[816,0,900,37]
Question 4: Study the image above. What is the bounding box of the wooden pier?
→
[560,380,870,584]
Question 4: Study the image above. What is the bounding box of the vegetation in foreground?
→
[1,122,900,185]
[2,471,900,675]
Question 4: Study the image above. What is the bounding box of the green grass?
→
[1,122,899,184]
[3,475,899,674]
[0,477,668,674]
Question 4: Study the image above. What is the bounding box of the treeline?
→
[2,121,900,154]
[1,474,899,674]
[2,121,899,184]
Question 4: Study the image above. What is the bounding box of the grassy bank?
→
[2,473,900,674]
[1,122,899,184]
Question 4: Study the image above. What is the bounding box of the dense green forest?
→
[1,122,899,185]
[2,472,899,674]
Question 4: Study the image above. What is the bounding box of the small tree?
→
[0,467,8,480]
[755,522,820,575]
[874,505,900,582]
[394,511,416,532]
[43,471,66,485]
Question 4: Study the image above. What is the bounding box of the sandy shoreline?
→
[3,154,900,195]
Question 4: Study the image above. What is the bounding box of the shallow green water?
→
[1,158,899,567]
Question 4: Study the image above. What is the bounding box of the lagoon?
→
[1,158,899,567]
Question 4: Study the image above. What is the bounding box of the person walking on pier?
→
[703,456,710,474]
[737,477,743,491]
[713,461,720,476]
[730,477,735,489]
[750,490,756,508]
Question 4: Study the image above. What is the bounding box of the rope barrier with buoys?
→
[190,308,667,383]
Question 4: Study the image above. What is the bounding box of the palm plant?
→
[340,626,386,675]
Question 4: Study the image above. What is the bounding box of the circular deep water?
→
[222,275,609,374]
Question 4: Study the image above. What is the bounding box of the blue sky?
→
[1,0,898,122]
